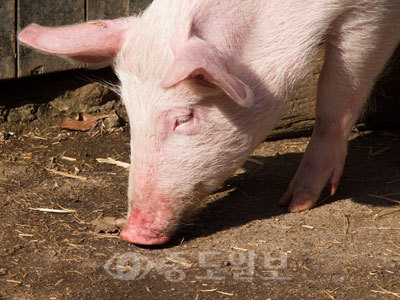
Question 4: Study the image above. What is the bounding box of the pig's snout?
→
[120,198,174,245]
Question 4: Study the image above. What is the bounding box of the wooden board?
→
[129,0,152,15]
[87,0,152,19]
[271,51,322,139]
[271,46,400,139]
[0,0,16,79]
[87,0,129,20]
[1,0,153,79]
[17,0,85,77]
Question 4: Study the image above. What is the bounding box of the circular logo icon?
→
[104,252,154,280]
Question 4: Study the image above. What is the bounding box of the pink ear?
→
[161,37,253,107]
[18,17,135,65]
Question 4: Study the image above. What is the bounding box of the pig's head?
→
[19,16,278,245]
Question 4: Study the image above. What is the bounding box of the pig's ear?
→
[18,17,135,66]
[161,37,253,107]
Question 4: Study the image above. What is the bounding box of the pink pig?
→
[19,0,400,245]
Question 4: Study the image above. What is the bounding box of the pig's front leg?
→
[279,121,348,212]
[280,15,400,212]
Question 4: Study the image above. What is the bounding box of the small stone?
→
[103,112,121,129]
[18,105,36,122]
[0,132,13,142]
[7,110,20,123]
[0,267,8,276]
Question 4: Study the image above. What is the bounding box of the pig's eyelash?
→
[176,115,192,124]
[175,111,194,129]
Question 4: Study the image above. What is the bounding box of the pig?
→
[18,0,400,245]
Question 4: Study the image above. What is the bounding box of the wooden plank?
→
[270,46,400,139]
[270,50,322,139]
[0,0,16,79]
[87,0,129,20]
[129,0,152,15]
[17,0,85,77]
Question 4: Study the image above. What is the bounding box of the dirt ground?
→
[0,71,399,300]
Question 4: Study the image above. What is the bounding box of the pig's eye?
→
[175,112,193,127]
[172,109,199,135]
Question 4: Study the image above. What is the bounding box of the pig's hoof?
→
[279,189,319,212]
[120,227,170,245]
[279,174,339,212]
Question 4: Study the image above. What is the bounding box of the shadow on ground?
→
[173,130,400,245]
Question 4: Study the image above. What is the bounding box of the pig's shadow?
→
[169,130,400,245]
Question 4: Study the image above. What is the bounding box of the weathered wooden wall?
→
[0,0,152,79]
[271,46,400,139]
[0,0,16,79]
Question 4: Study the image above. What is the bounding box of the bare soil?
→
[0,71,399,300]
